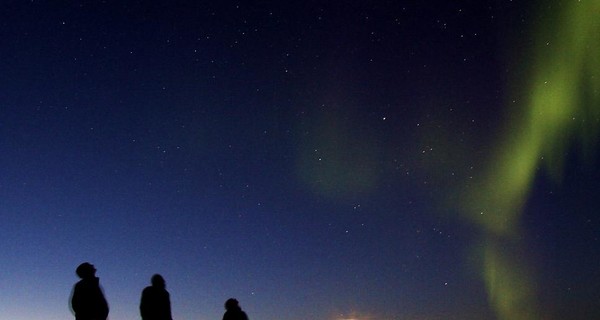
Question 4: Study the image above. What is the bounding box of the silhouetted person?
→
[222,298,249,320]
[70,262,109,320]
[140,274,173,320]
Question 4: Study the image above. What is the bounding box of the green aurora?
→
[461,1,600,319]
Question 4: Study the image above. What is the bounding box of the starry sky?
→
[1,1,600,320]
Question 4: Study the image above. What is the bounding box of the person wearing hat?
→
[70,262,109,320]
[222,298,249,320]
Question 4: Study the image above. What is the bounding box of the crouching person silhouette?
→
[222,298,249,320]
[70,262,109,320]
[140,274,173,320]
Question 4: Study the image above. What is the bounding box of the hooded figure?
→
[140,274,173,320]
[222,298,249,320]
[70,262,109,320]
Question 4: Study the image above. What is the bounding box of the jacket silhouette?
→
[140,274,173,320]
[71,262,109,320]
[222,298,249,320]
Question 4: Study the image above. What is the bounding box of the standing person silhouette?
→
[140,274,173,320]
[70,262,109,320]
[222,298,249,320]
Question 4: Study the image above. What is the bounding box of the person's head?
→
[151,274,166,288]
[76,262,96,279]
[225,298,239,310]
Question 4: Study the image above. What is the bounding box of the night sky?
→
[1,1,600,320]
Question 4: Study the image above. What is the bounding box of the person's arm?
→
[98,285,109,319]
[167,292,173,320]
[140,288,149,319]
[71,284,82,314]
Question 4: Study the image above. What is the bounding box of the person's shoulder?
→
[142,286,154,293]
[74,279,87,288]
